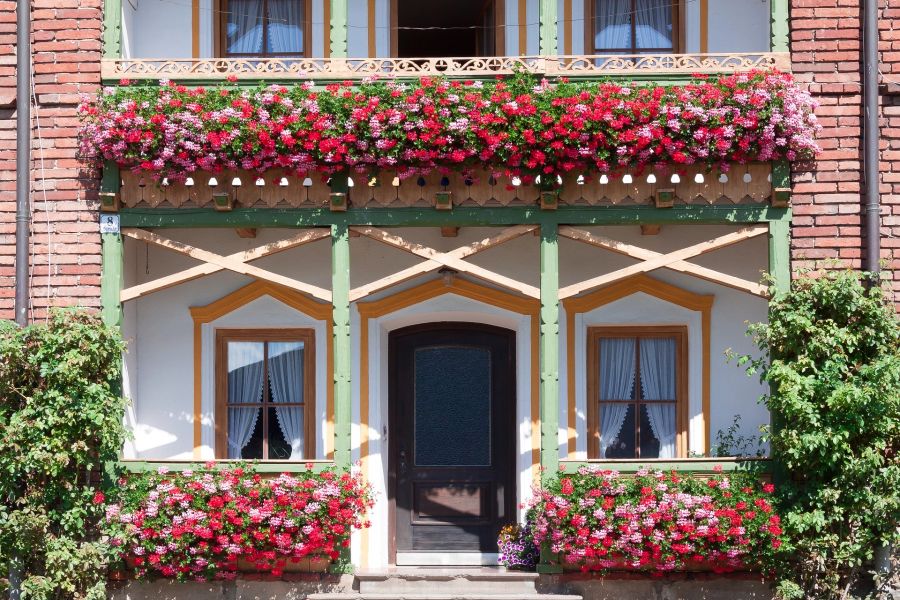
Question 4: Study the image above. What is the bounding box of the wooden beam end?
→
[235,228,257,239]
[440,226,460,237]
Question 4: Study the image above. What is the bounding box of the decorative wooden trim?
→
[190,280,332,459]
[122,228,332,301]
[563,273,714,456]
[558,226,768,298]
[586,326,688,460]
[558,225,768,299]
[214,328,316,460]
[102,52,790,80]
[120,228,330,302]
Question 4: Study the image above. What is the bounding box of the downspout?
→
[14,0,31,327]
[863,0,881,275]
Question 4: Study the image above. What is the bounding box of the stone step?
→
[355,568,541,595]
[307,595,583,600]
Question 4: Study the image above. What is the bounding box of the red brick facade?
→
[791,0,899,303]
[1,1,897,322]
[0,0,102,321]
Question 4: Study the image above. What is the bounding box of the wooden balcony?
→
[101,52,790,83]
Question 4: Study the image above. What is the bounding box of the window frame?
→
[584,0,684,55]
[214,328,316,460]
[217,0,311,58]
[586,325,689,460]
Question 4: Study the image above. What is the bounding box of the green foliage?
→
[0,310,129,600]
[739,271,900,599]
[713,415,766,458]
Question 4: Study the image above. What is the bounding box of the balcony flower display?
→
[529,467,783,574]
[103,463,373,582]
[79,71,818,182]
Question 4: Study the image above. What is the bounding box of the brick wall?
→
[0,0,103,321]
[791,0,900,304]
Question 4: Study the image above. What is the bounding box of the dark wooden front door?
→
[389,323,516,558]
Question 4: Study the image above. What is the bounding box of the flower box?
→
[237,555,330,574]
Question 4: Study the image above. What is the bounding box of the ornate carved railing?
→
[102,52,790,82]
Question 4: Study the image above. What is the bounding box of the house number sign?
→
[100,214,120,235]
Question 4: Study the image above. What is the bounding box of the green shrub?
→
[740,271,900,599]
[0,310,128,600]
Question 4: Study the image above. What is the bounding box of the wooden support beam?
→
[120,229,330,302]
[235,228,257,238]
[641,224,661,236]
[101,232,124,327]
[558,226,768,299]
[354,226,541,299]
[122,228,332,301]
[768,218,791,296]
[440,226,460,237]
[349,225,538,301]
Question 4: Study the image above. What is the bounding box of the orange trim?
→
[563,0,572,55]
[323,0,331,58]
[562,274,714,455]
[700,0,708,53]
[357,278,541,567]
[518,0,527,55]
[192,0,200,58]
[367,0,376,57]
[190,280,332,459]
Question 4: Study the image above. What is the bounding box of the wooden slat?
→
[558,226,768,299]
[353,226,540,299]
[122,228,332,301]
[559,226,768,297]
[349,225,538,301]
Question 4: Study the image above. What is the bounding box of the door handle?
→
[399,449,408,477]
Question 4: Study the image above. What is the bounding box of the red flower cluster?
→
[104,464,373,581]
[80,71,818,182]
[530,467,783,574]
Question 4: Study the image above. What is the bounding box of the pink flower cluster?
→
[105,464,373,581]
[79,71,819,182]
[530,467,783,574]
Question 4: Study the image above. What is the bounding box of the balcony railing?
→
[102,52,790,82]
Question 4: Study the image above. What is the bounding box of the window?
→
[586,0,680,54]
[215,329,315,460]
[587,326,687,459]
[221,0,309,57]
[394,0,502,58]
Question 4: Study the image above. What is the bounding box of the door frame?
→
[387,321,517,565]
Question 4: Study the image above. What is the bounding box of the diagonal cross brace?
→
[121,228,332,302]
[351,225,541,300]
[558,225,769,299]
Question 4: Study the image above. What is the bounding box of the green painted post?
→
[770,0,789,52]
[330,0,348,58]
[768,216,791,297]
[537,222,563,574]
[331,222,352,468]
[539,0,558,56]
[103,0,123,58]
[101,232,124,328]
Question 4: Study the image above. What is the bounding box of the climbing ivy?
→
[0,310,128,600]
[740,271,900,599]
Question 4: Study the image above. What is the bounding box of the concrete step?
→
[307,595,583,600]
[355,568,542,595]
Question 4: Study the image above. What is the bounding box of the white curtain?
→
[640,338,677,459]
[635,0,672,49]
[267,0,304,53]
[268,342,305,460]
[598,338,636,457]
[226,0,264,53]
[226,342,265,459]
[594,0,632,51]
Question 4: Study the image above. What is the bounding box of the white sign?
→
[100,214,120,235]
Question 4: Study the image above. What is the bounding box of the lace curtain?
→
[226,0,264,54]
[267,0,304,54]
[267,342,305,460]
[634,0,673,49]
[226,342,264,459]
[594,0,631,51]
[594,0,672,51]
[639,338,677,458]
[598,338,636,457]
